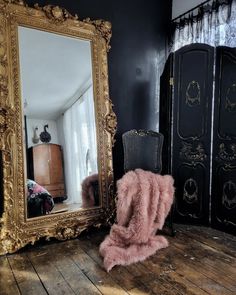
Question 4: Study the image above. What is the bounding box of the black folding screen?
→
[160,43,236,235]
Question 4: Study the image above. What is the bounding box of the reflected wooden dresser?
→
[27,143,66,199]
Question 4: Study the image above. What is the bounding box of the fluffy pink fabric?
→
[81,173,98,208]
[99,169,174,272]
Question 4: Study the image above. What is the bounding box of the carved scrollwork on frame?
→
[3,0,112,55]
[2,0,26,5]
[0,108,7,133]
[0,21,8,106]
[0,231,22,254]
[0,107,15,135]
[105,110,117,146]
[34,4,79,23]
[83,18,112,52]
[180,141,207,163]
[0,0,116,254]
[55,224,86,241]
[222,181,236,210]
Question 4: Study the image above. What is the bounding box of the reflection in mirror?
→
[18,26,99,218]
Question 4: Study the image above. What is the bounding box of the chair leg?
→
[169,205,176,237]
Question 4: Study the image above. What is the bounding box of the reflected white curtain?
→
[170,0,236,51]
[63,85,98,204]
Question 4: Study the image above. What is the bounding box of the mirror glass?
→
[18,26,99,218]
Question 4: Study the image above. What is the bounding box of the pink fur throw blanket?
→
[99,169,174,272]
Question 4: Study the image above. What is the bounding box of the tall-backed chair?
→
[122,129,175,235]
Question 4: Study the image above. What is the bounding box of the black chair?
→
[122,129,175,236]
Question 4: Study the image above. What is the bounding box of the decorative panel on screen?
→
[212,47,236,234]
[177,50,209,139]
[172,44,214,225]
[175,163,205,220]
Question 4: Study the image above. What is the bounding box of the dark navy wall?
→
[25,0,172,180]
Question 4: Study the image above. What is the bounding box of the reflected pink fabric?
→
[99,169,174,272]
[81,173,98,208]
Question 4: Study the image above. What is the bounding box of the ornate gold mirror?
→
[0,0,116,254]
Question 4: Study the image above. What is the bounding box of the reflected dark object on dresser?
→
[27,193,53,218]
[27,179,54,218]
[40,124,51,143]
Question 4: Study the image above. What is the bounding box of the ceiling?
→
[18,26,93,120]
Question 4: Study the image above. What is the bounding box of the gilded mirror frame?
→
[0,0,117,254]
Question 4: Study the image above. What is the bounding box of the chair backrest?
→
[122,129,164,173]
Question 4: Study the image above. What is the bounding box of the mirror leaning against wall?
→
[19,26,98,218]
[0,0,117,254]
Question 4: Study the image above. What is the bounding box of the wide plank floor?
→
[0,224,235,295]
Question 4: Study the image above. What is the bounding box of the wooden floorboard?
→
[177,224,236,258]
[8,252,48,295]
[0,225,235,295]
[78,238,147,292]
[0,256,21,295]
[170,230,236,281]
[25,250,75,295]
[55,239,129,295]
